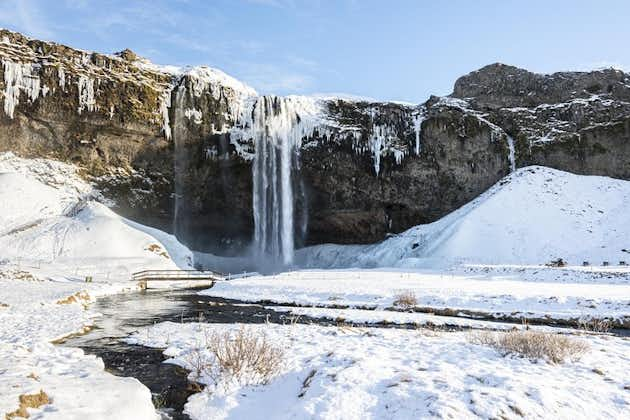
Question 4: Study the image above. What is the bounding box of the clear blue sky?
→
[1,0,628,102]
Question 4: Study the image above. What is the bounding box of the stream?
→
[61,288,297,420]
[59,286,629,419]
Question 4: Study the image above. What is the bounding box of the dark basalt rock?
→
[1,29,629,255]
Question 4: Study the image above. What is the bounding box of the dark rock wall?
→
[1,30,629,255]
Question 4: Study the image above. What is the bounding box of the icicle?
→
[370,129,384,176]
[58,67,66,91]
[77,75,95,114]
[413,112,426,155]
[367,122,398,176]
[2,60,42,118]
[184,108,203,124]
[160,89,173,140]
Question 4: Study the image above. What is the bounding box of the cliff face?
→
[0,29,176,230]
[453,63,630,181]
[1,32,628,256]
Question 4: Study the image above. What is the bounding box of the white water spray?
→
[242,96,321,266]
[507,135,516,173]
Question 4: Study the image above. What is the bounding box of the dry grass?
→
[393,291,417,309]
[56,291,90,307]
[145,243,170,259]
[5,390,50,419]
[578,318,612,333]
[187,327,284,389]
[0,269,38,282]
[469,330,589,364]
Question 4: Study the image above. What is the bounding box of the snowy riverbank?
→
[0,267,158,419]
[128,321,630,419]
[0,153,193,419]
[200,267,630,327]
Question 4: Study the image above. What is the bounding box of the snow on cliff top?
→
[0,153,193,273]
[299,166,630,268]
[134,58,258,97]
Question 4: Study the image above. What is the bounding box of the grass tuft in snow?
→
[393,290,418,309]
[6,390,50,419]
[469,330,589,363]
[578,318,612,333]
[188,326,284,390]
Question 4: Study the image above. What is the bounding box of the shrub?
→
[393,291,417,309]
[578,318,612,333]
[545,258,567,267]
[188,326,284,389]
[469,330,589,363]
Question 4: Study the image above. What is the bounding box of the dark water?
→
[60,287,630,419]
[61,288,295,420]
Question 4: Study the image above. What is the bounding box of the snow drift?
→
[0,153,193,274]
[297,166,630,269]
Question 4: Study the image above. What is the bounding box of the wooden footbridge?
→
[132,269,226,290]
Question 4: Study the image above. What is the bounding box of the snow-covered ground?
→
[0,270,158,419]
[2,151,630,419]
[0,152,193,275]
[201,268,630,327]
[128,321,630,420]
[0,152,194,419]
[297,166,630,269]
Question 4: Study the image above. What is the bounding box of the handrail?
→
[132,269,225,281]
[133,269,224,276]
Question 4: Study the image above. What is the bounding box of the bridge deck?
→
[132,269,226,289]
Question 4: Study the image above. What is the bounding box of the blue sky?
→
[0,0,628,102]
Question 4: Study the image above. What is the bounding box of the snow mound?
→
[0,153,192,274]
[298,166,630,268]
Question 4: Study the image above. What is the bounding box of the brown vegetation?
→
[469,330,589,363]
[578,318,612,333]
[5,390,50,419]
[56,291,91,307]
[0,270,38,282]
[393,291,418,309]
[187,327,284,388]
[145,243,170,259]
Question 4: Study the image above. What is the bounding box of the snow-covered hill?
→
[297,166,630,269]
[0,153,193,274]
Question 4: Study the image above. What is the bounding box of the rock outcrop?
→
[1,31,628,257]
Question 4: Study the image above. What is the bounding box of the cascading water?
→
[172,84,188,238]
[245,96,320,266]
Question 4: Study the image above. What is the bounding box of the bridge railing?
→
[132,269,225,282]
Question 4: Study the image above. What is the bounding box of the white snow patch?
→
[0,153,193,273]
[129,321,630,420]
[201,269,630,323]
[298,166,630,269]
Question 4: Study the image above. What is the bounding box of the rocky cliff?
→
[1,30,628,259]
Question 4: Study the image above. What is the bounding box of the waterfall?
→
[507,135,516,173]
[172,84,187,237]
[246,96,320,266]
